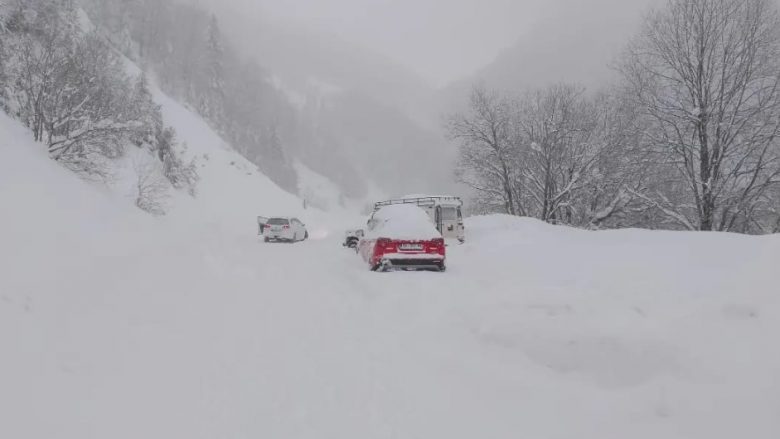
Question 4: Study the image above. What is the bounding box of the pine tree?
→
[264,122,298,190]
[0,3,7,109]
[267,123,286,163]
[201,13,225,124]
[0,1,7,31]
[130,73,163,149]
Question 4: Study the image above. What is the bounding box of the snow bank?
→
[365,203,441,240]
[445,215,780,439]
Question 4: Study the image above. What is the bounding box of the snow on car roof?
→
[402,194,456,199]
[366,204,441,240]
[399,194,463,206]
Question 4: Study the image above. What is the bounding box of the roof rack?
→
[373,196,463,211]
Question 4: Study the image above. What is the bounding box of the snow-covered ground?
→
[2,103,780,439]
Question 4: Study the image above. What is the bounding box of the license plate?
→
[399,243,423,251]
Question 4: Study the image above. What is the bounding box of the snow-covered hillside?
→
[2,107,779,438]
[148,88,352,233]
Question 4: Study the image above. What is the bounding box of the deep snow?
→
[2,102,780,438]
[365,204,442,241]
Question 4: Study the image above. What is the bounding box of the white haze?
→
[196,0,661,87]
[194,0,540,86]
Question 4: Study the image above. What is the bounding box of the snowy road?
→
[3,213,779,439]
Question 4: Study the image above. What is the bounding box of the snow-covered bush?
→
[156,127,199,196]
[133,156,170,216]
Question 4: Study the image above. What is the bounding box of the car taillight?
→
[283,225,290,229]
[430,238,445,256]
[375,239,386,256]
[264,224,271,229]
[375,238,394,255]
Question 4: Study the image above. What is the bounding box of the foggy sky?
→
[194,0,602,86]
[192,0,664,88]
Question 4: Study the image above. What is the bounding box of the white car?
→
[262,217,308,243]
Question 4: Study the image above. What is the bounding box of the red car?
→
[359,204,446,272]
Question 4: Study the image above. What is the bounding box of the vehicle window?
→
[267,218,289,225]
[440,207,459,221]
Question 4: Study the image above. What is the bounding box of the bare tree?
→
[447,84,649,227]
[514,84,603,224]
[447,85,523,215]
[619,0,780,232]
[582,91,651,228]
[7,3,136,157]
[5,0,77,143]
[45,33,142,162]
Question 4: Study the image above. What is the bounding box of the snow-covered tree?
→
[199,14,225,123]
[511,85,647,227]
[43,33,142,161]
[448,84,646,227]
[581,92,649,228]
[619,0,780,232]
[0,2,8,110]
[515,84,597,223]
[447,85,522,215]
[0,0,198,195]
[156,126,198,195]
[133,155,170,216]
[129,73,163,149]
[4,0,78,142]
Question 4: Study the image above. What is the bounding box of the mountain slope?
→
[436,0,662,111]
[206,8,455,195]
[223,15,435,122]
